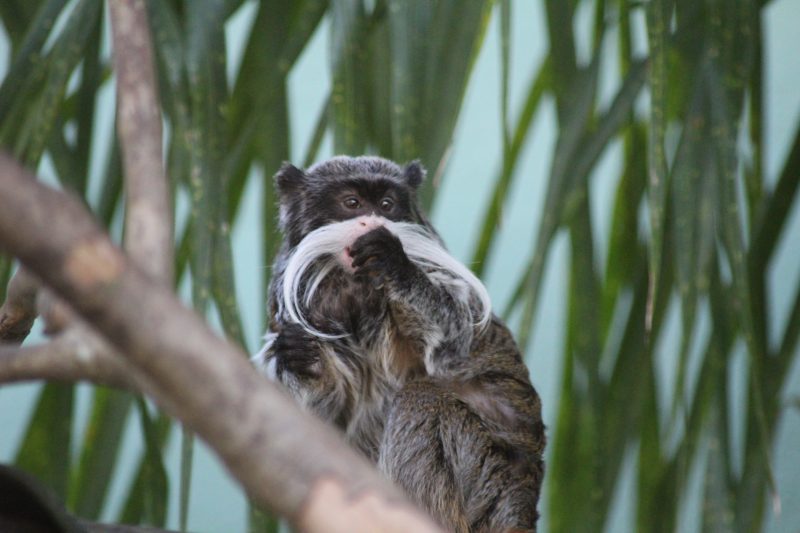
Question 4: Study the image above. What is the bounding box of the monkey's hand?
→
[271,323,322,380]
[350,226,415,290]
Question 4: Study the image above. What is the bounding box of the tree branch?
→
[0,267,38,343]
[0,152,441,532]
[109,0,173,285]
[0,326,138,390]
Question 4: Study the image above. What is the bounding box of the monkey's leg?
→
[379,378,541,533]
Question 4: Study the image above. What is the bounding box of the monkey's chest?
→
[305,274,387,338]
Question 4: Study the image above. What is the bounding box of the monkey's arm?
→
[255,323,357,429]
[350,227,475,374]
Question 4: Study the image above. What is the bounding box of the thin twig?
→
[0,326,138,390]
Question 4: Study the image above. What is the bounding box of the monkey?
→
[252,156,545,532]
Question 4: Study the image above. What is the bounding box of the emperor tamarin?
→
[253,156,545,532]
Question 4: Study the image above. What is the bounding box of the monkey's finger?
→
[350,250,381,269]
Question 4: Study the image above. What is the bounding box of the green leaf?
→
[601,234,673,506]
[602,123,646,331]
[302,95,331,169]
[560,192,605,529]
[248,503,280,533]
[471,59,550,277]
[644,0,671,331]
[69,388,133,519]
[542,0,577,122]
[0,1,39,45]
[386,0,493,207]
[95,133,124,227]
[330,0,370,155]
[0,256,12,302]
[668,70,714,421]
[118,401,170,526]
[137,405,169,528]
[701,408,736,533]
[775,278,800,385]
[181,4,231,526]
[751,122,800,267]
[179,428,194,532]
[230,0,325,161]
[507,57,601,348]
[499,0,511,158]
[185,0,228,314]
[0,0,68,126]
[15,383,74,500]
[72,2,104,196]
[16,0,102,167]
[547,331,595,533]
[636,365,676,533]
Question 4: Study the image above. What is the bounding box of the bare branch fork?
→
[0,153,439,531]
[0,0,167,395]
[0,0,440,530]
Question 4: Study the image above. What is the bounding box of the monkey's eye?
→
[343,196,361,209]
[379,197,394,211]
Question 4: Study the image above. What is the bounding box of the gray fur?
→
[254,156,545,532]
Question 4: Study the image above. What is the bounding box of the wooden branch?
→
[0,152,441,532]
[0,326,137,389]
[0,267,38,343]
[109,0,173,285]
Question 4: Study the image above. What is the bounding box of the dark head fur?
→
[275,156,435,248]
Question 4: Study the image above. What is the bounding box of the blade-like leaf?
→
[72,2,104,196]
[15,383,74,500]
[602,122,646,331]
[330,0,370,155]
[0,1,39,45]
[16,0,102,167]
[751,123,800,267]
[118,403,170,526]
[668,69,713,421]
[507,58,601,348]
[472,59,550,277]
[386,0,493,207]
[69,388,133,519]
[644,0,671,332]
[0,0,68,125]
[182,5,230,527]
[636,365,677,533]
[499,0,511,157]
[701,408,735,532]
[179,428,194,532]
[302,95,331,168]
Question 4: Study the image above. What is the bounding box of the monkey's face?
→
[278,214,491,339]
[307,176,415,228]
[274,156,429,247]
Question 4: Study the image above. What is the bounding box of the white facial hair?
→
[279,215,492,339]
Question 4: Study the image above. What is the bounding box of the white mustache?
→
[280,215,492,339]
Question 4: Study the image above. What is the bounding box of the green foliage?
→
[0,0,798,531]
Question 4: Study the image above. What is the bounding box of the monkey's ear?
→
[403,160,426,189]
[274,163,306,197]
